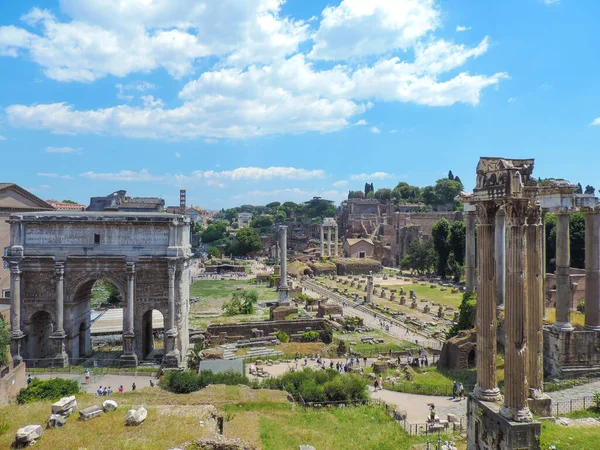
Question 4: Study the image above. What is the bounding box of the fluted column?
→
[584,209,600,330]
[320,225,325,256]
[278,226,290,305]
[465,210,477,294]
[167,261,176,334]
[527,203,544,398]
[54,263,65,334]
[9,262,23,338]
[366,273,374,304]
[501,200,532,422]
[473,202,500,402]
[554,212,573,331]
[121,262,138,365]
[495,208,506,311]
[334,226,339,256]
[327,227,332,257]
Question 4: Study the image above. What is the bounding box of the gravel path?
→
[546,380,600,403]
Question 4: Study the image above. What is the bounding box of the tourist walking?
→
[118,385,124,393]
[459,383,465,400]
[27,374,32,386]
[452,380,458,399]
[378,376,384,391]
[132,382,136,391]
[84,369,90,384]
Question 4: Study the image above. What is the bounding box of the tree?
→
[432,218,451,277]
[576,183,583,194]
[222,290,259,316]
[374,188,392,201]
[348,190,365,199]
[585,185,596,195]
[448,170,454,180]
[0,316,10,367]
[446,293,477,338]
[364,183,374,196]
[250,215,273,229]
[206,246,220,259]
[401,239,436,274]
[266,201,281,209]
[449,220,466,265]
[366,190,375,199]
[433,178,463,206]
[275,210,287,223]
[201,222,228,243]
[187,341,205,371]
[62,199,78,204]
[545,212,586,271]
[230,227,263,256]
[392,182,422,204]
[454,176,461,185]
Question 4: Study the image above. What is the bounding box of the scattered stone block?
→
[299,446,316,450]
[51,396,77,416]
[47,414,67,429]
[79,405,103,421]
[447,414,458,423]
[15,425,43,446]
[102,400,118,412]
[125,406,148,426]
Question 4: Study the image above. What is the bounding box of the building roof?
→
[0,183,54,211]
[46,200,87,210]
[345,238,374,247]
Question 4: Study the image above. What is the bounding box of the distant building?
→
[88,190,165,212]
[46,200,87,211]
[343,238,374,258]
[0,183,53,298]
[185,207,211,226]
[238,212,253,228]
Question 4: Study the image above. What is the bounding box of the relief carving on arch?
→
[22,270,55,301]
[135,264,169,302]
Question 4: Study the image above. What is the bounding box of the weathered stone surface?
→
[102,399,118,412]
[79,405,103,421]
[125,406,147,426]
[15,425,43,445]
[51,396,77,415]
[447,414,458,423]
[46,414,67,428]
[393,408,407,420]
[172,436,257,449]
[299,446,316,450]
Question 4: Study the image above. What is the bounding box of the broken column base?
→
[270,305,298,321]
[467,395,541,450]
[162,350,181,368]
[527,394,552,417]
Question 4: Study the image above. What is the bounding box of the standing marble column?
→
[527,203,544,398]
[473,202,501,402]
[167,261,176,334]
[464,210,477,294]
[495,207,506,311]
[9,262,23,338]
[584,208,600,330]
[542,213,548,319]
[54,263,65,334]
[320,225,325,256]
[278,226,290,305]
[554,211,574,332]
[334,226,339,256]
[501,200,532,422]
[121,262,138,365]
[366,273,374,304]
[327,227,332,257]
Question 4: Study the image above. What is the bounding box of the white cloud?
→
[0,135,6,140]
[543,0,560,4]
[354,119,368,126]
[540,83,552,90]
[370,126,381,134]
[38,172,57,177]
[508,97,516,103]
[39,184,51,189]
[116,81,155,100]
[333,180,348,187]
[390,129,397,133]
[45,146,82,154]
[79,166,326,184]
[0,2,308,82]
[350,172,394,180]
[456,25,471,32]
[175,152,181,158]
[591,118,600,126]
[310,0,440,60]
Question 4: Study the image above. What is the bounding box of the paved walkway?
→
[30,372,157,394]
[370,388,467,422]
[547,380,600,403]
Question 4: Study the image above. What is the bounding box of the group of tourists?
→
[406,349,429,367]
[452,380,465,400]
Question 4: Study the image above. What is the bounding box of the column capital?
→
[9,262,22,276]
[526,200,543,226]
[475,202,499,225]
[55,262,65,277]
[126,261,136,274]
[504,199,529,226]
[167,260,177,275]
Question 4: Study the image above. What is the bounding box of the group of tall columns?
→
[8,259,182,366]
[278,225,290,306]
[320,224,338,257]
[465,197,600,421]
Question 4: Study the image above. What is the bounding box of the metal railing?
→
[22,358,158,375]
[552,395,598,416]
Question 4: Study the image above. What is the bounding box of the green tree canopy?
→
[374,188,392,201]
[201,222,228,243]
[432,218,451,277]
[391,182,422,204]
[400,239,436,274]
[348,190,365,199]
[228,227,263,256]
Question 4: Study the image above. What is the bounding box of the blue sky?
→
[0,0,598,209]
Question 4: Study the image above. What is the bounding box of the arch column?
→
[50,262,68,366]
[584,207,600,330]
[121,262,138,366]
[9,262,24,365]
[163,260,181,367]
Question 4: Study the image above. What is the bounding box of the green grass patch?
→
[540,420,600,449]
[190,279,278,301]
[564,408,600,419]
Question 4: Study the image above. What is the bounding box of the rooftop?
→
[9,211,189,223]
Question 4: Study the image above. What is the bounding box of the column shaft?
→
[167,262,176,333]
[55,263,65,334]
[527,213,544,398]
[554,212,573,331]
[585,211,600,330]
[9,263,22,337]
[327,227,332,257]
[495,209,506,311]
[126,263,136,334]
[334,226,339,256]
[473,203,500,402]
[320,225,324,256]
[465,212,477,294]
[501,201,531,422]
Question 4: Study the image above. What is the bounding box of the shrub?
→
[161,370,250,394]
[336,340,348,356]
[276,331,290,343]
[17,378,79,404]
[319,327,333,344]
[301,331,320,342]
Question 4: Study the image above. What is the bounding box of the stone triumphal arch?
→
[3,211,191,368]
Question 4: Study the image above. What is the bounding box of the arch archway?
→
[468,349,476,368]
[28,311,54,359]
[141,309,165,361]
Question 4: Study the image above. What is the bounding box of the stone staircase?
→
[219,344,283,360]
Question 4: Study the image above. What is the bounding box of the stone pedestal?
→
[163,331,180,368]
[527,395,552,417]
[467,396,541,450]
[50,333,69,367]
[543,326,600,378]
[120,333,138,367]
[270,305,298,321]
